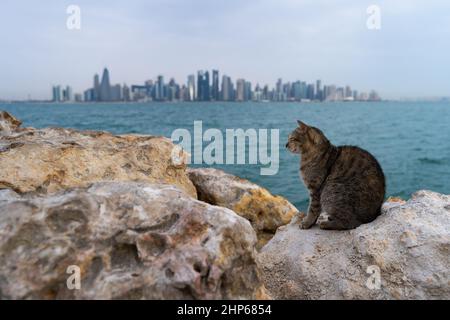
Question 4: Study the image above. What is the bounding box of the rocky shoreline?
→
[0,110,449,299]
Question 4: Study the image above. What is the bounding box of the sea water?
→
[2,101,449,211]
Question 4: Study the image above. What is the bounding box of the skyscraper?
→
[64,85,73,101]
[197,71,204,101]
[52,85,62,102]
[345,85,352,98]
[122,84,131,102]
[99,68,111,101]
[316,80,322,100]
[307,84,315,100]
[187,75,196,101]
[212,70,219,101]
[110,84,122,101]
[244,81,252,101]
[236,79,245,102]
[203,71,210,101]
[197,70,210,101]
[155,75,165,101]
[94,74,100,101]
[221,75,233,101]
[293,81,302,101]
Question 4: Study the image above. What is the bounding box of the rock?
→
[0,181,268,299]
[0,112,196,198]
[188,168,298,249]
[386,196,406,204]
[0,111,22,135]
[258,190,450,299]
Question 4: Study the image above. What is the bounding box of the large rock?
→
[188,168,298,249]
[0,111,22,136]
[258,190,450,299]
[0,182,268,299]
[0,111,196,198]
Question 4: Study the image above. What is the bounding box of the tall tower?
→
[99,68,111,101]
[316,80,322,100]
[212,70,219,101]
[236,79,245,102]
[52,85,62,102]
[197,70,210,101]
[197,71,204,101]
[94,74,100,101]
[187,74,196,101]
[156,75,165,101]
[203,71,210,101]
[221,75,230,101]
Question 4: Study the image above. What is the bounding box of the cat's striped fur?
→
[286,121,385,230]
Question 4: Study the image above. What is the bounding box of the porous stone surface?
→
[0,110,196,198]
[188,168,298,248]
[258,190,450,299]
[0,111,22,135]
[0,182,268,299]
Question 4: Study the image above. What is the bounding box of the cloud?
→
[0,0,449,99]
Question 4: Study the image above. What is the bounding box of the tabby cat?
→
[286,121,385,230]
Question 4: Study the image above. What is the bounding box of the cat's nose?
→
[285,142,289,148]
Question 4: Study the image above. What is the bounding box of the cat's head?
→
[286,120,329,154]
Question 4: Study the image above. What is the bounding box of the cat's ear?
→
[297,120,308,129]
[308,128,324,145]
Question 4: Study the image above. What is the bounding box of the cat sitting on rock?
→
[286,121,385,230]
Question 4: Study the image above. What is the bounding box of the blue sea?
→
[1,101,449,211]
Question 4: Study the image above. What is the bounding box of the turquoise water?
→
[1,101,449,211]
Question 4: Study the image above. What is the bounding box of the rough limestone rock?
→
[0,111,196,198]
[258,190,450,299]
[188,168,298,249]
[0,111,22,136]
[0,182,268,299]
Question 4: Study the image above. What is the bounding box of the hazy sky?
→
[1,0,450,100]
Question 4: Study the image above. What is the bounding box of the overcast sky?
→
[1,0,450,100]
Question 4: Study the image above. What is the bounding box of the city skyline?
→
[2,1,450,100]
[50,67,381,103]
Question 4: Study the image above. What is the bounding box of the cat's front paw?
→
[300,219,314,229]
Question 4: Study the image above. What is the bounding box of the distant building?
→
[187,74,196,101]
[316,80,322,100]
[236,79,245,102]
[52,85,62,102]
[345,85,352,98]
[179,85,189,101]
[307,84,315,100]
[63,86,73,101]
[244,81,252,101]
[197,70,210,101]
[110,84,122,101]
[51,67,381,104]
[253,84,263,101]
[84,88,95,102]
[122,84,131,102]
[155,75,165,101]
[93,74,100,101]
[131,85,149,101]
[74,93,83,102]
[221,75,233,101]
[326,85,337,101]
[212,70,219,101]
[359,92,369,101]
[99,68,111,101]
[369,90,381,101]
